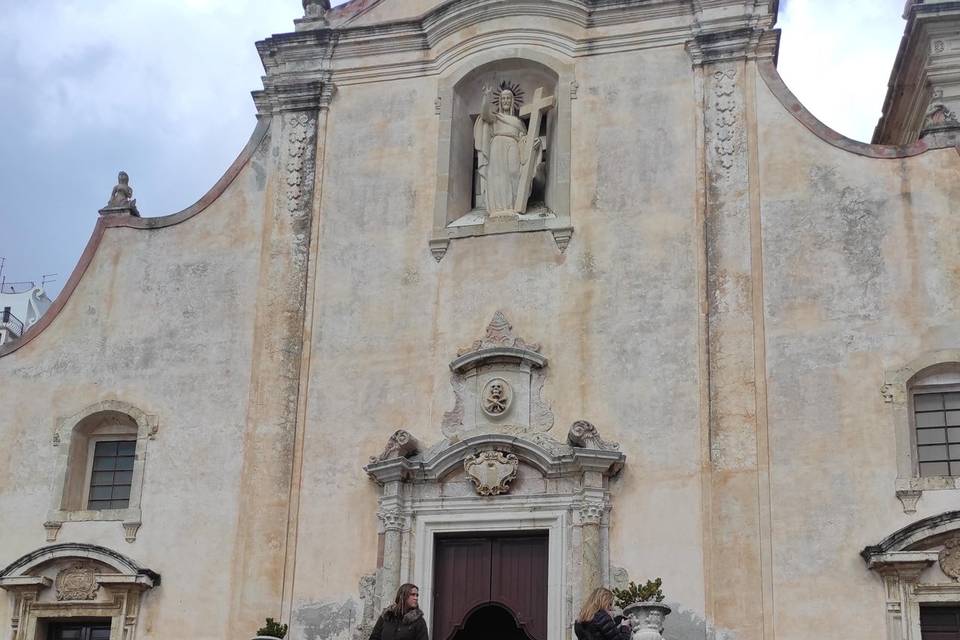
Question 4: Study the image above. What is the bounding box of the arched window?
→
[883,352,960,513]
[909,364,960,478]
[46,401,158,543]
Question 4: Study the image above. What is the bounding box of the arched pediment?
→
[862,511,960,561]
[0,543,159,584]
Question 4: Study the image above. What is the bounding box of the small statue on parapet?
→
[99,171,140,217]
[303,0,331,20]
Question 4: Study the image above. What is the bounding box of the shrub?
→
[256,618,288,639]
[612,578,665,608]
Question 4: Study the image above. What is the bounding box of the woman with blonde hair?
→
[369,583,429,640]
[574,587,632,640]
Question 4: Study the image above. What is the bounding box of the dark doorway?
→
[48,620,112,640]
[922,606,960,640]
[433,532,547,640]
[450,603,532,640]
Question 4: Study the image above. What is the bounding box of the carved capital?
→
[377,508,405,532]
[577,501,605,526]
[464,450,519,496]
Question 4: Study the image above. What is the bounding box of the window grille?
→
[87,440,136,510]
[914,391,960,477]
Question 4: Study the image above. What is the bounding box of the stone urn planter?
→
[623,601,671,640]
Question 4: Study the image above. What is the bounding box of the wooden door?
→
[49,621,112,640]
[433,532,548,640]
[922,606,960,640]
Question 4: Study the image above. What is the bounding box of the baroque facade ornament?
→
[55,563,99,601]
[284,113,317,216]
[481,378,513,417]
[377,508,404,532]
[567,420,620,451]
[370,429,419,463]
[474,82,556,217]
[99,171,140,217]
[578,502,605,525]
[940,536,960,580]
[464,450,519,496]
[459,310,541,356]
[711,68,742,173]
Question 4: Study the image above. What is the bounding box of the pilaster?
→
[688,16,777,640]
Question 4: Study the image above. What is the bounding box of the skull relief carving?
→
[482,378,512,417]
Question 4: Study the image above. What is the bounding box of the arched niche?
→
[431,48,575,260]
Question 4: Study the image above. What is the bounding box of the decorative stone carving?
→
[896,489,922,514]
[611,566,630,591]
[284,113,317,216]
[474,82,556,217]
[481,378,513,417]
[624,602,672,640]
[443,312,554,437]
[122,521,142,543]
[577,502,605,525]
[567,420,620,451]
[302,0,331,20]
[460,310,541,355]
[880,383,895,403]
[356,573,378,640]
[923,103,959,130]
[940,536,960,580]
[710,68,742,174]
[370,429,419,463]
[99,171,140,217]
[43,521,62,542]
[55,564,99,601]
[377,508,404,532]
[464,450,519,496]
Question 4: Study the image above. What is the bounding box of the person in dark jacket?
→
[369,583,429,640]
[573,587,631,640]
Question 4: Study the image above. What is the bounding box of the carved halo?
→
[493,80,525,110]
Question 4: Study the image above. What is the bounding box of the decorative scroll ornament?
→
[481,379,513,417]
[459,311,541,356]
[370,429,419,463]
[940,536,960,580]
[568,420,620,451]
[55,563,99,601]
[464,450,519,496]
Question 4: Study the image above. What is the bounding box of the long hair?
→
[577,587,614,623]
[387,583,419,618]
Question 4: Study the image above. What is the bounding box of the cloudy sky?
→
[0,0,907,299]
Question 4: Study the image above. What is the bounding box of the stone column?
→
[578,501,605,597]
[687,5,778,639]
[378,505,405,608]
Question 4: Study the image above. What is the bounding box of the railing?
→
[1,307,24,337]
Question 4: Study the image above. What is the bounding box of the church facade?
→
[2,1,960,639]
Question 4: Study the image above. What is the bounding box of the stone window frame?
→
[863,511,960,640]
[45,401,159,544]
[0,543,158,640]
[429,47,576,261]
[883,351,960,513]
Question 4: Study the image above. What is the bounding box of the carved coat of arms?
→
[464,450,519,496]
[941,536,960,580]
[55,563,99,601]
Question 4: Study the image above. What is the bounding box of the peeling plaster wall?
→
[0,133,272,639]
[290,40,707,635]
[757,73,960,639]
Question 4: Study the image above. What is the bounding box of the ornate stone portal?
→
[362,313,625,640]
